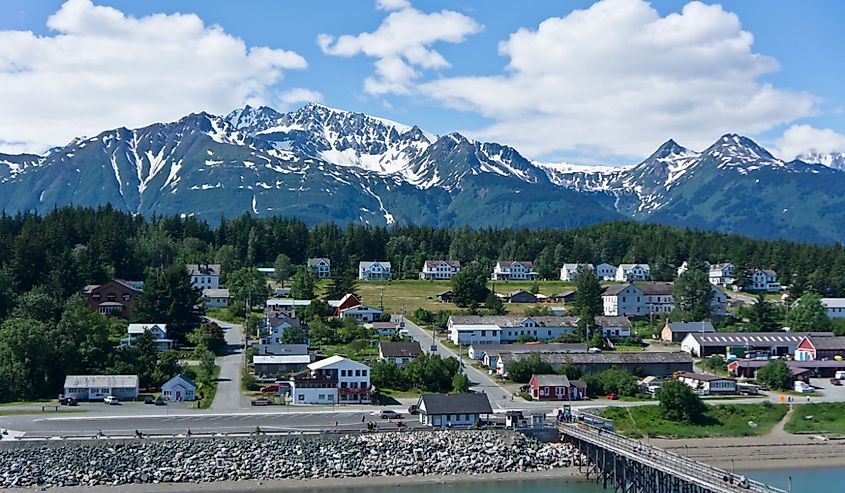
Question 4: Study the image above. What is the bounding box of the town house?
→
[358,261,391,281]
[186,263,221,290]
[307,258,331,279]
[560,263,594,281]
[290,355,371,405]
[419,260,461,280]
[122,323,173,351]
[491,261,538,281]
[82,279,143,318]
[749,269,781,292]
[615,264,652,282]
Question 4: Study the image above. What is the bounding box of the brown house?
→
[82,279,143,319]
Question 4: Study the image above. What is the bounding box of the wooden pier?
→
[560,422,788,493]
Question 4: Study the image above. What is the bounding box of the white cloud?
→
[0,0,307,153]
[375,0,410,11]
[419,0,818,159]
[318,5,480,95]
[279,88,324,107]
[776,124,845,160]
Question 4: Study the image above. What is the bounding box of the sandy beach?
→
[3,468,587,493]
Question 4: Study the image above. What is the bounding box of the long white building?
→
[290,355,370,405]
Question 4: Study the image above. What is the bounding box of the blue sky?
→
[1,0,843,164]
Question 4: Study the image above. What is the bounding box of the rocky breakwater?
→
[0,430,576,488]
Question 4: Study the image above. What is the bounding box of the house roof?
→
[595,316,632,328]
[803,336,845,351]
[202,288,230,298]
[186,264,221,276]
[307,258,330,266]
[596,263,617,269]
[379,341,422,358]
[359,261,391,269]
[339,304,382,313]
[254,355,314,365]
[501,351,693,366]
[507,289,536,297]
[308,355,369,371]
[618,263,650,271]
[256,343,309,355]
[83,279,143,294]
[127,323,167,335]
[601,284,641,296]
[64,375,139,389]
[531,374,570,387]
[470,343,588,355]
[822,298,845,309]
[552,290,576,298]
[163,374,198,390]
[562,263,593,271]
[684,332,831,347]
[418,393,493,415]
[372,322,396,329]
[678,371,734,382]
[449,315,580,328]
[267,314,300,328]
[666,321,715,333]
[437,290,453,296]
[639,283,674,296]
[496,260,534,269]
[266,299,313,307]
[423,260,461,269]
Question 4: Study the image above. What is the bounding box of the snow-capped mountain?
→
[797,151,845,171]
[2,103,845,242]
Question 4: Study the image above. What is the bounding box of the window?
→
[318,394,325,400]
[361,370,367,376]
[355,369,361,377]
[298,394,305,401]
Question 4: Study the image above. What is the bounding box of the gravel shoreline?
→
[0,430,577,489]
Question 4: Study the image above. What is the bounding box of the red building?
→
[82,279,143,319]
[529,374,586,401]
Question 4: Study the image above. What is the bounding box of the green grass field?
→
[603,403,788,438]
[784,403,845,434]
[354,279,578,315]
[0,409,87,416]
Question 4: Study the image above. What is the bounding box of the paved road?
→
[400,317,515,407]
[209,318,246,411]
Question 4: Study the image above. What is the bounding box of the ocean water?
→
[282,468,844,493]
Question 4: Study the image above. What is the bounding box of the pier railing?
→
[560,421,787,493]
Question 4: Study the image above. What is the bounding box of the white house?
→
[708,263,736,287]
[595,316,632,339]
[290,355,370,405]
[338,304,383,322]
[677,372,737,396]
[419,260,461,280]
[307,258,331,279]
[448,315,580,344]
[449,324,501,346]
[161,375,198,401]
[560,263,594,281]
[265,299,312,319]
[602,284,645,317]
[491,261,538,281]
[595,263,617,280]
[186,264,221,290]
[203,288,230,308]
[416,393,493,428]
[749,269,781,292]
[639,284,675,315]
[122,323,173,351]
[261,314,300,344]
[822,298,845,319]
[359,261,391,281]
[63,375,139,401]
[615,264,651,282]
[378,341,422,366]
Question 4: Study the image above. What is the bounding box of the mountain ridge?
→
[2,103,845,243]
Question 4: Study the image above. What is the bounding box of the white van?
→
[835,371,845,380]
[104,395,119,405]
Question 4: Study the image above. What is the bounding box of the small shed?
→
[416,393,493,428]
[161,375,198,401]
[507,290,538,304]
[436,290,454,303]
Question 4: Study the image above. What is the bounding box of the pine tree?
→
[573,266,601,340]
[674,265,713,320]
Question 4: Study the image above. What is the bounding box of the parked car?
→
[407,404,419,415]
[260,384,281,393]
[831,378,842,386]
[606,393,619,400]
[104,395,119,405]
[144,396,154,404]
[380,410,402,419]
[251,397,273,406]
[59,397,77,406]
[154,396,167,406]
[255,376,277,383]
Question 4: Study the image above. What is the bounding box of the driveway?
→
[208,318,246,411]
[399,317,514,408]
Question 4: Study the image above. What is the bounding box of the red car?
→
[607,393,619,400]
[260,384,281,393]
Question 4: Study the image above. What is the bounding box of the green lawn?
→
[0,409,87,416]
[0,399,58,407]
[317,342,379,361]
[197,365,221,409]
[355,279,578,315]
[784,403,845,434]
[603,403,788,438]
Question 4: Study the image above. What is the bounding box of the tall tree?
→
[573,266,601,340]
[273,253,293,287]
[748,293,780,331]
[450,263,490,308]
[786,293,832,331]
[0,317,54,401]
[132,264,199,341]
[324,271,359,300]
[674,265,714,320]
[227,266,271,308]
[289,266,317,300]
[658,379,706,423]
